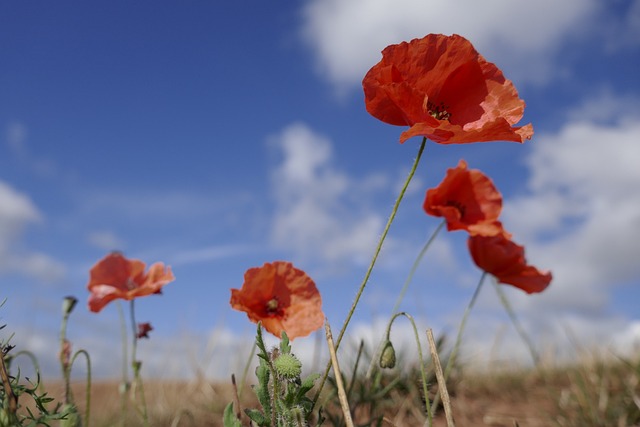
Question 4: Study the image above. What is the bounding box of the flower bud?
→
[273,353,302,379]
[62,296,78,317]
[379,340,396,369]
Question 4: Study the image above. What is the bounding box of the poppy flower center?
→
[265,297,283,317]
[427,101,451,121]
[126,278,137,290]
[446,200,466,218]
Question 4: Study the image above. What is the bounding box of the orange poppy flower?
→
[468,234,551,294]
[363,34,533,144]
[424,159,508,236]
[87,252,175,313]
[230,261,324,340]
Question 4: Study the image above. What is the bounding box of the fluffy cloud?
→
[300,0,604,91]
[502,112,640,315]
[0,181,65,282]
[0,181,41,245]
[86,230,125,251]
[268,123,386,266]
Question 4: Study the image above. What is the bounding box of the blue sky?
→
[1,0,639,379]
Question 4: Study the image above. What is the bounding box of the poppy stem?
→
[129,300,150,427]
[433,271,487,411]
[117,301,129,427]
[491,278,540,366]
[70,349,92,427]
[59,301,73,405]
[391,219,446,315]
[237,340,257,401]
[311,137,427,411]
[366,219,446,379]
[385,312,433,425]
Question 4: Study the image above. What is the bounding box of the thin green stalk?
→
[60,297,77,405]
[238,341,257,400]
[117,302,129,427]
[391,219,446,315]
[366,219,446,378]
[433,271,487,411]
[311,137,427,411]
[129,300,149,427]
[12,350,41,383]
[447,272,486,378]
[492,279,540,365]
[70,349,92,427]
[386,312,433,426]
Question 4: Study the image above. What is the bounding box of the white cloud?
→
[168,244,252,267]
[86,230,125,251]
[0,181,41,245]
[0,181,65,282]
[501,96,640,319]
[5,122,27,157]
[300,0,602,91]
[268,123,386,265]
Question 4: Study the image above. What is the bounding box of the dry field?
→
[26,355,638,427]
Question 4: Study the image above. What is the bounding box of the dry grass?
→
[21,353,634,427]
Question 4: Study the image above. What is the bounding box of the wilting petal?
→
[468,234,551,294]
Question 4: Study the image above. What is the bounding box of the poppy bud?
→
[273,353,302,379]
[62,296,78,317]
[379,340,396,369]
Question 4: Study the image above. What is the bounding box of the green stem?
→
[238,341,257,401]
[70,349,92,427]
[391,219,446,315]
[117,302,129,427]
[59,309,72,404]
[433,271,487,411]
[492,279,540,365]
[386,312,433,426]
[311,137,427,411]
[129,300,150,427]
[448,272,486,377]
[366,219,446,378]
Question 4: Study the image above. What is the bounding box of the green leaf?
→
[298,373,320,396]
[222,402,242,427]
[279,331,291,354]
[255,322,269,359]
[255,361,272,415]
[245,408,269,426]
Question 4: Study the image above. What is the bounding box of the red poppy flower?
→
[137,322,153,339]
[424,159,508,236]
[230,261,324,340]
[468,234,551,294]
[87,252,175,313]
[363,33,533,144]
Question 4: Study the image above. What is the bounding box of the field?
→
[7,350,638,427]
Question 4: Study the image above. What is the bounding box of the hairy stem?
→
[311,137,427,411]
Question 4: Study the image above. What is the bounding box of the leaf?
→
[222,402,242,427]
[298,373,320,396]
[245,408,269,426]
[255,360,272,419]
[279,331,291,354]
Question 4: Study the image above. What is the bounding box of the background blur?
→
[1,0,639,380]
